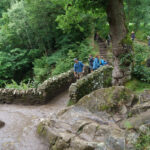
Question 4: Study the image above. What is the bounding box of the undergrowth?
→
[135,129,150,150]
[125,78,150,94]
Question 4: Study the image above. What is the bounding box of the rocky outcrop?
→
[120,90,150,130]
[37,106,126,150]
[37,86,140,150]
[120,110,150,129]
[69,66,113,104]
[77,86,138,114]
[37,87,150,150]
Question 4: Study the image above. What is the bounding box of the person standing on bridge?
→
[74,58,84,79]
[93,55,100,70]
[88,55,94,72]
[100,56,108,66]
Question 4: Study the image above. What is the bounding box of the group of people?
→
[74,55,108,79]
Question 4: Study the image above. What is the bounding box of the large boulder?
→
[37,106,126,150]
[120,90,150,130]
[37,87,150,150]
[120,110,150,129]
[77,86,138,114]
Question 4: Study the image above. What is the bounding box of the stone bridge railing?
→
[0,70,75,105]
[0,65,112,105]
[69,66,113,104]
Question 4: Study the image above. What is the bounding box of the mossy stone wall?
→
[69,66,113,104]
[0,70,75,105]
[38,70,75,100]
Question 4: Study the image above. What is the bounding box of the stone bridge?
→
[0,66,113,105]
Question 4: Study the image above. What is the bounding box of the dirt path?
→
[0,91,69,150]
[135,39,148,46]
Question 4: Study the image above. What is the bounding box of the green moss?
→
[128,112,133,118]
[96,125,100,131]
[135,128,150,150]
[119,34,133,68]
[100,105,111,111]
[103,75,112,87]
[117,90,129,103]
[124,121,134,130]
[125,78,150,94]
[37,123,47,137]
[67,99,76,106]
[69,66,113,104]
[121,34,133,45]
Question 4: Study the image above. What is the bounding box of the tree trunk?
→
[106,0,132,86]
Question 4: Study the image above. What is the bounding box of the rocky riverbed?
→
[0,87,150,150]
[0,91,69,150]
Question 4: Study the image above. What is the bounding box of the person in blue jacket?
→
[100,56,108,66]
[74,58,84,79]
[93,55,100,70]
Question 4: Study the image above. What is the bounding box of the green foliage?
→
[0,48,42,87]
[36,123,47,137]
[67,99,75,106]
[135,129,150,150]
[136,30,149,42]
[0,0,11,17]
[33,40,95,84]
[125,78,150,94]
[0,0,95,86]
[52,40,94,75]
[119,52,133,68]
[133,43,150,82]
[0,0,149,88]
[124,121,133,130]
[5,80,34,90]
[125,0,150,33]
[51,50,75,76]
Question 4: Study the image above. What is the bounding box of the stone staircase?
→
[95,34,113,64]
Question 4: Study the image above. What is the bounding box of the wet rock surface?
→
[37,87,150,150]
[77,86,138,114]
[0,91,69,150]
[1,86,150,150]
[120,90,150,130]
[38,106,126,150]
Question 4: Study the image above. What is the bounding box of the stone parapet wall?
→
[38,70,75,100]
[0,65,109,105]
[0,88,44,105]
[0,69,75,105]
[69,66,113,104]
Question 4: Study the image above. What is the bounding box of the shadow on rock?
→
[0,120,5,128]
